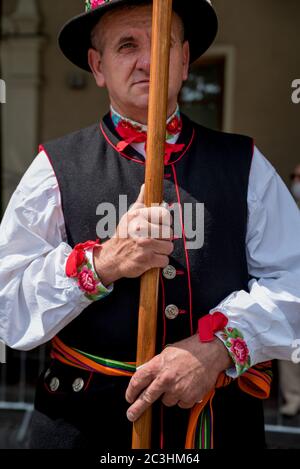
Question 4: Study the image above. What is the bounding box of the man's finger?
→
[161,393,179,408]
[126,379,164,422]
[177,400,195,410]
[138,207,172,227]
[129,220,173,240]
[125,366,154,404]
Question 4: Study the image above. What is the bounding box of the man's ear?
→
[182,41,190,82]
[88,48,106,88]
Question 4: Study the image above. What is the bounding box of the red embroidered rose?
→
[229,338,249,365]
[116,121,147,140]
[78,267,98,295]
[119,120,135,130]
[91,0,107,9]
[166,116,182,135]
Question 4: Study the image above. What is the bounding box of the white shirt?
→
[0,146,300,370]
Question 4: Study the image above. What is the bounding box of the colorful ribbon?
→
[185,361,273,448]
[51,336,272,449]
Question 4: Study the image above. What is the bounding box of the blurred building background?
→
[0,0,300,449]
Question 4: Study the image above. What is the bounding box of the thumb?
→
[136,184,145,205]
[128,184,145,213]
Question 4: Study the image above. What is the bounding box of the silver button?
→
[165,304,179,320]
[49,377,60,392]
[44,368,51,380]
[72,378,85,393]
[163,265,177,280]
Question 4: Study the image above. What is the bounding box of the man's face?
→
[88,4,190,122]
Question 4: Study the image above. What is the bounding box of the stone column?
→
[1,0,44,208]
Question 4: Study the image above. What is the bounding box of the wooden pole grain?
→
[132,0,173,450]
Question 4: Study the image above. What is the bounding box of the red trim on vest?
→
[159,272,167,450]
[99,122,195,166]
[252,139,255,160]
[171,165,194,336]
[159,272,167,351]
[84,372,94,392]
[100,122,145,165]
[166,129,195,166]
[249,139,255,184]
[39,144,53,168]
[160,403,164,450]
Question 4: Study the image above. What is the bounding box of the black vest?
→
[43,114,253,361]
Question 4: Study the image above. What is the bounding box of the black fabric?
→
[35,113,264,449]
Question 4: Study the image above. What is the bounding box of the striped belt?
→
[51,336,272,449]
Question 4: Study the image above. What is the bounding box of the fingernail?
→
[127,411,135,422]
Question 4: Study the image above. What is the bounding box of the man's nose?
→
[136,48,151,74]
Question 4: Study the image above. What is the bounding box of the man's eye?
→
[119,43,136,51]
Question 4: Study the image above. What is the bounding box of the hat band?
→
[85,0,112,12]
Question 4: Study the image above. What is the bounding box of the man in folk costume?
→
[0,0,300,449]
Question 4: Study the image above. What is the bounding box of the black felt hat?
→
[59,0,218,72]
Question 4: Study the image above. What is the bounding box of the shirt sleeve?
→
[0,151,112,351]
[211,146,300,376]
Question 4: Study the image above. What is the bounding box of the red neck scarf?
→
[114,115,185,165]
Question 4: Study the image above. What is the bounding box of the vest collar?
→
[100,112,195,166]
[110,105,182,143]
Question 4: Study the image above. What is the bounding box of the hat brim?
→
[59,0,218,72]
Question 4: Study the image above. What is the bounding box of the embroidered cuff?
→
[66,240,113,302]
[198,311,251,378]
[216,326,251,378]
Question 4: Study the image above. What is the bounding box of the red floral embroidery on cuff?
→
[66,240,111,301]
[78,267,99,295]
[66,240,100,278]
[229,336,249,364]
[220,327,251,375]
[198,312,251,376]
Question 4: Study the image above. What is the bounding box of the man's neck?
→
[109,102,179,126]
[110,104,181,135]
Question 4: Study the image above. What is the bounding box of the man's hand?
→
[94,184,174,287]
[125,335,232,422]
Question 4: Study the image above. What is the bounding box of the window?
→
[180,46,235,132]
[180,57,225,131]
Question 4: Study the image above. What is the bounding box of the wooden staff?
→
[132,0,173,450]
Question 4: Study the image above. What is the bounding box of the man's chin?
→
[130,94,150,110]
